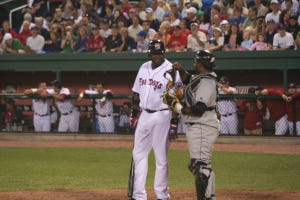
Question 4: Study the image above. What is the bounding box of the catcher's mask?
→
[148,39,165,56]
[194,50,216,69]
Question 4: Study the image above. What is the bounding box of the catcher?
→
[163,50,219,200]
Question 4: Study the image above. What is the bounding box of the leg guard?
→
[188,159,215,200]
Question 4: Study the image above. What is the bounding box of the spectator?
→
[44,80,80,132]
[86,27,106,52]
[295,31,300,50]
[273,25,295,50]
[282,83,300,135]
[286,15,300,40]
[223,23,243,51]
[264,19,277,49]
[198,12,211,36]
[178,19,192,36]
[205,27,224,51]
[152,21,171,47]
[102,24,123,52]
[168,25,188,52]
[61,25,78,53]
[184,6,198,30]
[26,26,45,54]
[239,87,264,135]
[207,14,222,38]
[239,30,254,51]
[128,15,143,42]
[220,19,230,36]
[151,0,166,23]
[243,6,258,31]
[279,9,291,28]
[187,22,207,51]
[134,1,147,21]
[51,7,65,25]
[217,76,239,135]
[170,10,180,27]
[0,20,18,40]
[141,20,157,40]
[43,30,62,53]
[117,102,132,132]
[249,32,269,50]
[99,19,112,38]
[254,0,269,18]
[158,0,171,13]
[112,8,128,28]
[119,27,137,52]
[0,33,25,54]
[265,0,281,25]
[136,30,149,52]
[1,98,24,132]
[19,12,35,33]
[18,21,32,45]
[34,17,50,40]
[229,6,246,27]
[281,0,299,17]
[255,86,289,135]
[78,82,114,133]
[121,0,134,16]
[145,7,160,32]
[73,25,89,53]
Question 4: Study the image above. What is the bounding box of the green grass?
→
[0,147,300,191]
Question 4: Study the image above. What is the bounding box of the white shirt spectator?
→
[187,31,208,51]
[265,11,281,24]
[26,34,45,54]
[153,6,165,22]
[281,0,299,16]
[128,24,143,42]
[273,31,295,49]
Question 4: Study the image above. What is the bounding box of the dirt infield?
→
[1,135,300,200]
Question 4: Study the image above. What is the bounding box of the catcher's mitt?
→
[162,91,181,112]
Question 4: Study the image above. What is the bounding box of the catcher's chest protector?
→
[185,74,217,107]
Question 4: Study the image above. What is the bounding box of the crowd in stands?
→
[0,0,300,54]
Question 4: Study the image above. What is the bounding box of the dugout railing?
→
[0,93,299,136]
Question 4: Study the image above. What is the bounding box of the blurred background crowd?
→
[0,0,300,54]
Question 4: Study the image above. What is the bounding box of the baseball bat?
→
[127,157,135,198]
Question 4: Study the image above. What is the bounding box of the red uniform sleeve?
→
[267,88,285,96]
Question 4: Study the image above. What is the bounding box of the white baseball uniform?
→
[83,89,115,133]
[131,58,182,200]
[31,88,52,132]
[217,86,238,135]
[48,88,80,132]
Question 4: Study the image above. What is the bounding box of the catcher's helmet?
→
[194,50,216,69]
[148,39,165,55]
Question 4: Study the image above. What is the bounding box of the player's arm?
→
[172,62,191,85]
[181,102,208,116]
[24,88,44,95]
[49,93,67,100]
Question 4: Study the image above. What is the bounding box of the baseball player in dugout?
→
[42,80,80,132]
[78,82,114,133]
[163,50,219,200]
[24,82,52,132]
[255,86,289,135]
[217,76,238,135]
[281,83,300,135]
[129,40,182,200]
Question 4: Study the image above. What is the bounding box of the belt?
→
[98,114,111,117]
[221,112,235,117]
[35,113,49,117]
[61,110,73,115]
[144,108,168,113]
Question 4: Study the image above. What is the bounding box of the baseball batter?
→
[44,80,80,132]
[130,40,182,200]
[164,50,219,200]
[24,82,52,132]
